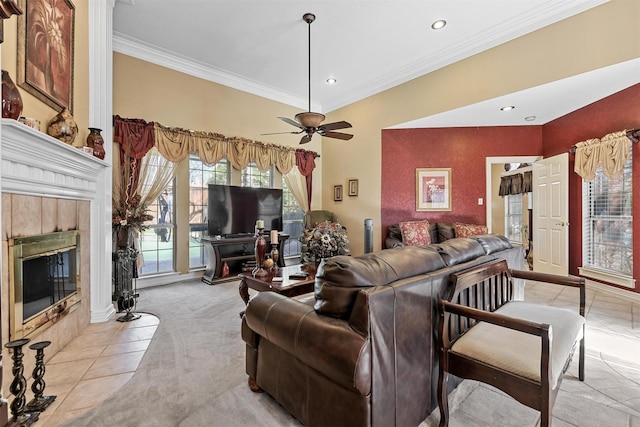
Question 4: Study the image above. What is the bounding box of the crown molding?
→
[113,33,316,112]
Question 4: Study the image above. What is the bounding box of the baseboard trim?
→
[586,279,640,303]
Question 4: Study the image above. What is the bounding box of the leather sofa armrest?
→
[385,236,405,248]
[244,292,371,394]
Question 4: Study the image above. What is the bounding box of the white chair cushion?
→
[450,301,584,389]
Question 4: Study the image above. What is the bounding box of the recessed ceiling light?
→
[431,20,447,30]
[500,105,515,111]
[326,78,337,84]
[525,116,536,122]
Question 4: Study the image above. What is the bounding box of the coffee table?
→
[238,264,317,315]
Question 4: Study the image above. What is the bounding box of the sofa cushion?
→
[472,234,512,254]
[388,224,403,241]
[399,220,432,246]
[314,246,447,318]
[436,223,456,242]
[429,238,486,266]
[454,222,488,238]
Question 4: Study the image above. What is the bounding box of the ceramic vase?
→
[47,108,78,144]
[2,70,23,120]
[87,127,105,159]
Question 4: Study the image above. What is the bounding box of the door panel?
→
[533,153,569,275]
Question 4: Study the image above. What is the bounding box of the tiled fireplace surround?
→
[0,119,112,402]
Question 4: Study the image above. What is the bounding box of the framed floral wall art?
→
[416,168,452,211]
[17,0,75,113]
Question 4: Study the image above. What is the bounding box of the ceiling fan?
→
[263,13,353,145]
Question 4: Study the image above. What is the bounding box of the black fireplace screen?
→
[22,249,77,321]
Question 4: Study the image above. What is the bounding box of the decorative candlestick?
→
[253,227,268,277]
[270,243,279,271]
[26,341,56,413]
[5,338,39,426]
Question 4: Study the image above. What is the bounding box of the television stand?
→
[201,233,289,284]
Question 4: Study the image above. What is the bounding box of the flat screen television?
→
[207,184,283,237]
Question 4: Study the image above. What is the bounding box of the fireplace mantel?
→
[1,118,116,323]
[1,119,107,198]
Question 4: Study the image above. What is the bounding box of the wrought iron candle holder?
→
[5,338,39,426]
[25,341,56,413]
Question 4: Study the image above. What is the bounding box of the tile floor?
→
[29,312,159,427]
[426,280,640,426]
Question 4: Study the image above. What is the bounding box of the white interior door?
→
[533,153,569,275]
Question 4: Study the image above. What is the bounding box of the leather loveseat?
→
[241,234,525,427]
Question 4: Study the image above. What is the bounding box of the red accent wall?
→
[381,83,640,292]
[542,83,640,291]
[381,126,543,239]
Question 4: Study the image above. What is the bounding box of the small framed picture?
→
[416,168,452,211]
[334,185,343,202]
[348,179,359,197]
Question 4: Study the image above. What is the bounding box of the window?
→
[139,182,175,275]
[282,180,304,257]
[504,194,523,244]
[241,162,272,188]
[189,155,230,269]
[582,151,632,281]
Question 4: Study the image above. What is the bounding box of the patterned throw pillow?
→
[454,223,488,238]
[399,220,432,246]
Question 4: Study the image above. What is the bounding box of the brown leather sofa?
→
[242,235,525,427]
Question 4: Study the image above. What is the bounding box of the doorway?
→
[485,156,541,233]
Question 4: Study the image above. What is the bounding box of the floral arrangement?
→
[112,194,154,232]
[300,221,350,262]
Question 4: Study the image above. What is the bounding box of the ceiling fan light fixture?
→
[296,112,325,128]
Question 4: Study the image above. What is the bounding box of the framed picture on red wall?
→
[17,0,75,113]
[416,168,452,211]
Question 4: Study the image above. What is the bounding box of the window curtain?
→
[499,171,532,196]
[153,122,300,174]
[113,116,156,212]
[574,130,631,181]
[283,167,310,214]
[296,149,316,208]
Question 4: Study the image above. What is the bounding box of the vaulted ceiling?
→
[113,0,639,128]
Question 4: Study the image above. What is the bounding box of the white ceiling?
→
[112,0,639,128]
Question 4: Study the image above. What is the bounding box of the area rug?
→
[61,279,301,426]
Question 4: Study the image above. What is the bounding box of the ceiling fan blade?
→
[318,121,352,132]
[299,134,313,144]
[278,116,305,130]
[321,131,353,140]
[261,130,304,136]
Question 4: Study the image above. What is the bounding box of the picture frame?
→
[334,185,343,202]
[348,179,359,197]
[416,168,452,211]
[17,0,75,113]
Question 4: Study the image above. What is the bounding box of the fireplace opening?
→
[9,230,81,340]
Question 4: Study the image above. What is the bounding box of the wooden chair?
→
[437,259,585,427]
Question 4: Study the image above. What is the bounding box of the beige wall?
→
[1,2,90,146]
[113,54,319,272]
[491,164,506,235]
[324,0,640,255]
